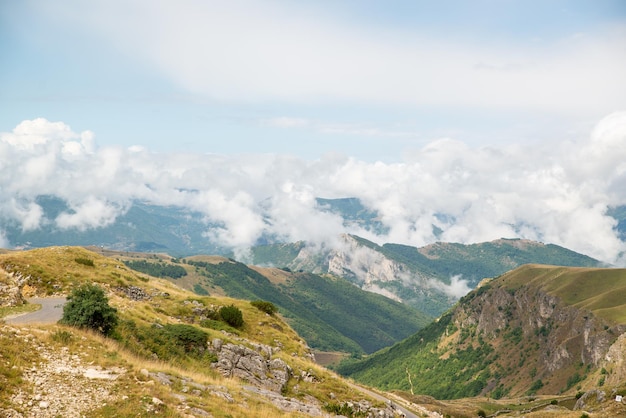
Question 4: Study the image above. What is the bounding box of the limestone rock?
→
[209,339,292,393]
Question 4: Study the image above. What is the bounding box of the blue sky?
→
[2,0,625,161]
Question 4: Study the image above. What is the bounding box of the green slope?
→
[250,237,603,317]
[185,259,432,354]
[337,265,626,399]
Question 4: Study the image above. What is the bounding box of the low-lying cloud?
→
[430,275,473,299]
[1,113,625,265]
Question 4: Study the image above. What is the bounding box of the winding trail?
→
[4,297,67,325]
[347,382,421,418]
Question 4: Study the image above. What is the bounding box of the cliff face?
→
[452,278,626,396]
[296,235,455,315]
[338,265,626,400]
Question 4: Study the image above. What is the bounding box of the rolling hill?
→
[114,251,432,355]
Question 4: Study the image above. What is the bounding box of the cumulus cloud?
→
[1,113,626,265]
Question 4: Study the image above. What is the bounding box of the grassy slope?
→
[501,264,626,324]
[0,246,380,417]
[337,264,626,400]
[177,257,432,354]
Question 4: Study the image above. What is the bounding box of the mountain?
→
[315,197,388,234]
[337,264,626,401]
[250,235,603,316]
[0,246,409,417]
[4,196,225,255]
[115,251,431,354]
[7,196,624,264]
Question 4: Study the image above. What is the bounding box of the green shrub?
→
[527,379,544,395]
[193,283,209,295]
[219,305,244,328]
[250,300,277,315]
[60,284,118,336]
[162,324,208,354]
[74,257,95,267]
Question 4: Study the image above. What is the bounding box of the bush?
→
[60,284,118,336]
[162,324,208,354]
[219,305,244,328]
[74,257,95,267]
[250,300,277,315]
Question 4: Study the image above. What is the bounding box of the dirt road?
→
[4,297,67,325]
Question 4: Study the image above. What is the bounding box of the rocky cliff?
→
[338,264,626,403]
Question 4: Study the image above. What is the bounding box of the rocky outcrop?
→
[603,331,626,386]
[114,285,150,301]
[208,338,292,393]
[574,389,605,411]
[0,269,27,307]
[450,279,626,396]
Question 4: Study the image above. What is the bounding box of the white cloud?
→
[1,114,625,264]
[42,0,626,115]
[55,197,128,231]
[261,116,421,139]
[430,275,472,299]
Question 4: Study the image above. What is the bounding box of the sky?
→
[1,0,626,265]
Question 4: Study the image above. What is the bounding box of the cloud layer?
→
[1,113,626,265]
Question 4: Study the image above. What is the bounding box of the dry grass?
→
[0,246,388,417]
[502,264,626,325]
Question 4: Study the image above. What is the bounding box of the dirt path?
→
[4,297,67,325]
[347,382,427,418]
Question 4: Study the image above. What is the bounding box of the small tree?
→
[250,300,277,316]
[219,304,244,328]
[60,284,118,336]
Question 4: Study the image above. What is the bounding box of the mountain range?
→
[4,196,625,263]
[249,234,603,316]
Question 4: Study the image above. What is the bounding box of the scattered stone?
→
[115,285,150,301]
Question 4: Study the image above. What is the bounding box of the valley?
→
[1,244,626,417]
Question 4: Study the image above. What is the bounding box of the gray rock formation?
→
[209,338,292,393]
[0,269,27,307]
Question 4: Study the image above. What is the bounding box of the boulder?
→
[209,339,292,393]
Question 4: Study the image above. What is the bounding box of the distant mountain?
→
[5,196,224,255]
[4,196,623,267]
[337,264,626,400]
[315,197,388,234]
[250,235,603,316]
